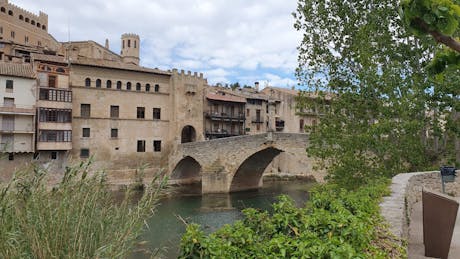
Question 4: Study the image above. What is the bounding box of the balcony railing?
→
[251,117,264,124]
[205,111,246,121]
[0,104,35,115]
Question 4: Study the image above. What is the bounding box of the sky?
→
[12,0,302,88]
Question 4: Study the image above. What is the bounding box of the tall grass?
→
[0,160,166,258]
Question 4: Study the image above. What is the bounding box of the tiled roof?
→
[31,53,67,64]
[0,62,35,79]
[206,93,246,103]
[71,57,171,76]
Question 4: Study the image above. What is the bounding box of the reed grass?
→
[0,159,166,258]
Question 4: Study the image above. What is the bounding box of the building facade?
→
[0,61,36,180]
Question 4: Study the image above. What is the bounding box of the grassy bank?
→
[0,161,165,258]
[179,180,405,258]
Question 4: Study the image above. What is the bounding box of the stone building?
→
[0,0,60,60]
[0,61,36,180]
[32,53,72,172]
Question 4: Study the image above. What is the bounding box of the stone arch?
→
[171,156,202,186]
[229,147,283,192]
[181,125,196,143]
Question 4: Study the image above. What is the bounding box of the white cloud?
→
[13,0,301,86]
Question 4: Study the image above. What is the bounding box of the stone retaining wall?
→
[380,171,460,241]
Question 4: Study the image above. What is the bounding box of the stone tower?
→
[120,33,140,65]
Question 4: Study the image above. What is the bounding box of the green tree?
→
[294,0,444,189]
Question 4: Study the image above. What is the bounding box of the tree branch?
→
[414,18,460,53]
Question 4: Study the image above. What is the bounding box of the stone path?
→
[408,198,460,259]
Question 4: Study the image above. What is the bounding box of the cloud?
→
[14,0,301,87]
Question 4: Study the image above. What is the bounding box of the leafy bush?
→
[0,160,165,258]
[179,181,405,258]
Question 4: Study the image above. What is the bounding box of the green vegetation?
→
[0,161,165,258]
[401,0,460,74]
[179,181,405,258]
[293,0,460,189]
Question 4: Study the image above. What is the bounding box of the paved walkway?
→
[408,198,460,258]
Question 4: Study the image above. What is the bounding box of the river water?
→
[132,180,315,258]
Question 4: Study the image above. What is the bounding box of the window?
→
[0,7,5,13]
[25,17,29,22]
[154,84,160,92]
[48,75,56,88]
[117,81,122,90]
[146,84,150,92]
[39,89,72,102]
[136,83,141,91]
[299,119,305,132]
[37,23,41,28]
[6,79,13,90]
[137,107,145,119]
[31,20,35,25]
[24,36,28,44]
[56,67,65,73]
[4,97,14,107]
[106,80,112,88]
[19,15,23,20]
[122,40,125,49]
[38,130,72,142]
[51,151,57,160]
[153,108,161,120]
[96,79,101,88]
[10,31,15,39]
[128,39,131,48]
[110,105,119,118]
[134,40,137,48]
[8,153,14,161]
[39,108,72,122]
[42,25,46,30]
[85,78,91,87]
[81,104,91,118]
[126,82,132,90]
[82,128,90,137]
[137,140,145,152]
[8,10,12,16]
[80,149,90,158]
[153,140,161,152]
[111,128,118,138]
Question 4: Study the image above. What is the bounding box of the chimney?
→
[105,39,110,49]
[254,82,260,91]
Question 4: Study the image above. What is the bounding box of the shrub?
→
[179,180,405,258]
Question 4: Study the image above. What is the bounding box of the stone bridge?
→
[168,132,315,194]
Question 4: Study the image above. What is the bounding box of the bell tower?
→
[120,33,140,65]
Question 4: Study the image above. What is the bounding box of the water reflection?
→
[134,180,315,259]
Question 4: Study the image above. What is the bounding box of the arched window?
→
[25,17,29,23]
[96,79,101,88]
[145,84,151,92]
[126,82,132,90]
[116,81,122,90]
[19,15,23,20]
[56,67,65,73]
[136,83,141,91]
[154,84,160,92]
[106,80,112,89]
[85,78,91,87]
[31,20,35,25]
[8,10,13,16]
[42,25,46,30]
[128,40,131,48]
[37,23,41,28]
[0,7,5,13]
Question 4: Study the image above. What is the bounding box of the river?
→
[132,179,316,258]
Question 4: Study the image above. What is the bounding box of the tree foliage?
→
[401,0,460,74]
[293,0,457,189]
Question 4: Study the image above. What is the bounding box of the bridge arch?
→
[229,147,283,192]
[171,156,202,186]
